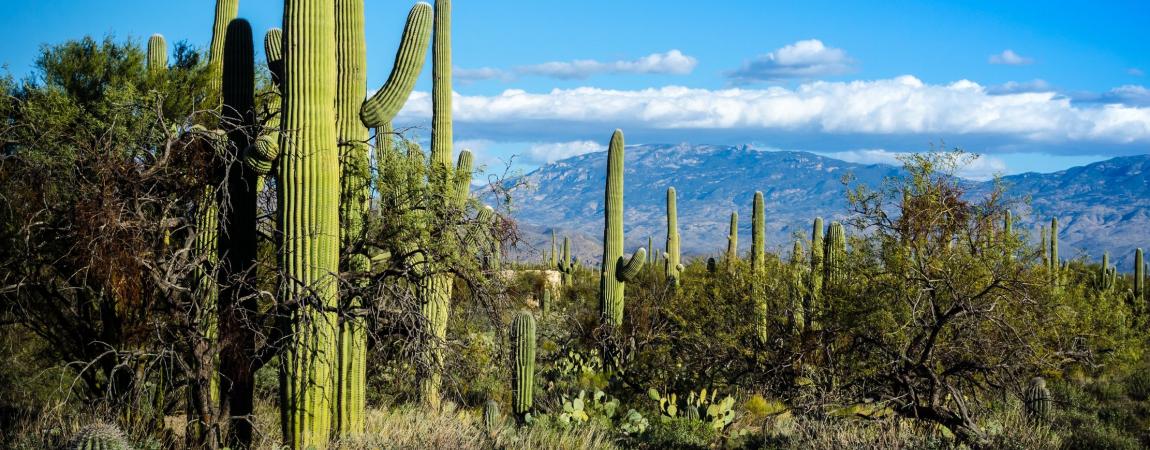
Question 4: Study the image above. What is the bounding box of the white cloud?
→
[523,140,605,165]
[989,49,1034,66]
[1129,68,1145,77]
[727,39,854,83]
[827,149,1007,180]
[987,79,1053,95]
[455,50,698,82]
[398,76,1150,146]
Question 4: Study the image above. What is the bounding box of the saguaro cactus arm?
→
[359,3,433,128]
[617,248,647,283]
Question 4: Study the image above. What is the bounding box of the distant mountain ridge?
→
[497,144,1150,268]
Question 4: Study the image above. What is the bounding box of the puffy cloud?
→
[989,49,1034,65]
[827,148,1007,180]
[727,39,854,83]
[522,140,605,164]
[1074,85,1150,107]
[397,76,1150,149]
[455,50,698,82]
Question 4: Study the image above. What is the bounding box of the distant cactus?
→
[751,192,765,274]
[511,311,536,418]
[541,289,551,316]
[726,211,738,267]
[665,187,682,287]
[824,222,846,291]
[1025,376,1052,419]
[790,240,806,335]
[70,423,130,450]
[556,236,574,286]
[1098,252,1117,292]
[1135,248,1144,301]
[808,217,824,331]
[599,130,647,326]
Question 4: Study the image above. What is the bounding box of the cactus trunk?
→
[726,211,738,269]
[1136,248,1144,301]
[824,222,845,291]
[752,191,766,342]
[665,187,682,287]
[807,217,824,331]
[277,0,341,445]
[511,311,536,418]
[599,130,646,327]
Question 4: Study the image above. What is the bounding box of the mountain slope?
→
[498,144,1150,269]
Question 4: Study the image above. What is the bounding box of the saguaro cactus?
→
[483,400,501,436]
[207,0,239,98]
[751,192,765,274]
[556,236,574,286]
[1098,252,1117,292]
[726,211,738,268]
[790,240,805,334]
[1025,376,1052,419]
[1135,248,1144,301]
[216,18,259,448]
[824,222,846,290]
[147,34,166,73]
[511,311,536,419]
[599,130,647,327]
[276,0,343,445]
[665,187,682,287]
[1049,217,1060,289]
[808,217,824,330]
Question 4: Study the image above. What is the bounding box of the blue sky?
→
[2,0,1148,179]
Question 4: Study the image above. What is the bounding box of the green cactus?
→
[726,211,738,268]
[809,217,824,330]
[556,236,574,286]
[751,192,765,273]
[276,0,343,445]
[790,240,806,335]
[483,399,501,436]
[599,130,647,327]
[1025,376,1052,420]
[1136,248,1144,301]
[550,230,558,269]
[824,221,846,291]
[541,288,551,316]
[665,187,682,287]
[216,17,260,448]
[242,28,283,179]
[512,311,536,419]
[1098,252,1117,292]
[70,423,130,450]
[146,34,166,73]
[1049,218,1060,290]
[207,0,238,99]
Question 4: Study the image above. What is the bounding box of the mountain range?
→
[492,144,1150,269]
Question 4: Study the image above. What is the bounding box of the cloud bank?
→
[397,76,1150,152]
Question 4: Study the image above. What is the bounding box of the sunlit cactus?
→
[665,187,682,287]
[511,311,536,418]
[726,211,738,269]
[824,221,846,290]
[599,129,647,327]
[147,34,166,73]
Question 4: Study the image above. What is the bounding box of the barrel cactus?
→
[599,130,647,327]
[70,423,130,450]
[1024,376,1052,419]
[483,399,501,436]
[511,311,536,418]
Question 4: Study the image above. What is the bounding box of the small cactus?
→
[70,423,130,450]
[483,399,501,436]
[1024,376,1052,419]
[1133,248,1143,301]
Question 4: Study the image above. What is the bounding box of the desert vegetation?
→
[0,1,1148,449]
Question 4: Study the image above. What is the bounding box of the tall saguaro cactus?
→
[751,192,765,274]
[1135,248,1144,302]
[1049,218,1060,277]
[808,217,824,331]
[599,130,647,327]
[824,221,846,290]
[726,211,738,268]
[511,311,536,419]
[208,0,239,99]
[216,18,259,448]
[556,236,574,286]
[276,0,342,445]
[665,187,682,287]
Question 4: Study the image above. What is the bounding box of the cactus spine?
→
[147,34,166,73]
[276,0,342,445]
[1136,248,1145,301]
[511,311,536,418]
[1025,376,1052,419]
[824,222,846,290]
[599,130,647,327]
[726,211,738,268]
[665,187,682,287]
